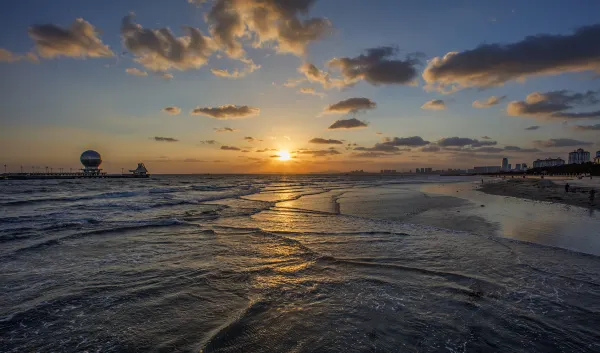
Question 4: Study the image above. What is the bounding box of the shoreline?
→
[479,178,599,210]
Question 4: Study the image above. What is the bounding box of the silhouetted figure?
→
[565,183,570,193]
[591,189,596,204]
[481,179,484,184]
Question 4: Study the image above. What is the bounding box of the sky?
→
[1,0,600,174]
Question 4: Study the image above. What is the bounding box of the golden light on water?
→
[278,150,291,161]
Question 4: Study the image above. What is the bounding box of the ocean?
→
[1,175,600,352]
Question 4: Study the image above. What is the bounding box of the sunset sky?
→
[1,0,599,173]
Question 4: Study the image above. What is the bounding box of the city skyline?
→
[1,0,600,173]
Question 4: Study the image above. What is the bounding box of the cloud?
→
[352,152,393,158]
[419,145,441,152]
[324,98,376,114]
[309,138,343,144]
[297,149,341,157]
[507,90,600,120]
[244,136,256,142]
[221,145,241,151]
[572,124,600,131]
[161,106,181,115]
[256,148,278,152]
[191,105,260,119]
[328,47,422,86]
[0,48,38,63]
[183,158,206,163]
[328,118,368,130]
[159,72,174,80]
[437,137,497,147]
[525,125,540,130]
[472,95,507,108]
[481,136,492,139]
[470,147,504,153]
[205,0,332,58]
[210,57,260,78]
[126,67,148,76]
[200,140,218,144]
[297,62,345,89]
[121,14,215,72]
[533,138,593,148]
[299,87,325,98]
[504,145,541,152]
[382,136,430,147]
[421,99,446,110]
[154,136,179,142]
[28,19,114,59]
[214,127,238,132]
[423,24,600,92]
[354,144,401,152]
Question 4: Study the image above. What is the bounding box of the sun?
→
[278,150,291,161]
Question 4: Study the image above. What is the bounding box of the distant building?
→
[533,158,565,168]
[501,158,508,171]
[568,148,590,164]
[424,167,432,173]
[507,164,512,170]
[380,169,397,174]
[415,168,421,173]
[473,166,501,173]
[515,164,522,171]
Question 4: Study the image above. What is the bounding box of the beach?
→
[479,177,599,210]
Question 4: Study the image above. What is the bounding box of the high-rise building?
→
[501,158,508,171]
[507,164,512,170]
[515,164,522,171]
[596,150,600,158]
[473,166,501,173]
[533,158,565,168]
[568,148,590,164]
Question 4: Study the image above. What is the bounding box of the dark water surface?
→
[1,175,600,352]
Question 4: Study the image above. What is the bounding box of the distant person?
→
[565,183,570,193]
[481,178,484,184]
[591,189,596,204]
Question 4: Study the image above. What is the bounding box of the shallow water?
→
[1,175,600,352]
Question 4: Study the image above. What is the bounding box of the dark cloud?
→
[354,144,401,152]
[214,127,239,133]
[205,0,332,58]
[423,24,600,91]
[525,125,540,130]
[419,145,441,152]
[421,99,446,110]
[28,19,113,59]
[161,106,181,115]
[504,146,541,152]
[256,148,278,152]
[533,138,593,148]
[121,14,215,72]
[352,152,393,158]
[328,47,422,86]
[191,105,260,119]
[297,149,341,157]
[241,150,250,153]
[472,96,507,108]
[572,124,600,131]
[309,138,343,144]
[244,136,256,142]
[382,136,430,147]
[324,98,376,114]
[221,145,242,151]
[200,140,218,144]
[470,147,504,153]
[437,137,497,147]
[328,118,368,130]
[154,136,179,142]
[507,90,600,120]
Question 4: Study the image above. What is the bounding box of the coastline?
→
[479,178,599,210]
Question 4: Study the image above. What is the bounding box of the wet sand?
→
[479,178,599,210]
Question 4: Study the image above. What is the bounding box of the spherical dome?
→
[80,150,102,168]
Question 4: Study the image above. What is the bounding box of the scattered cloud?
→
[191,105,260,119]
[161,106,181,115]
[214,127,239,133]
[572,124,600,131]
[221,145,241,151]
[472,95,507,108]
[126,67,148,77]
[205,0,332,58]
[200,140,218,144]
[0,48,37,63]
[481,136,492,139]
[507,90,600,120]
[309,138,343,145]
[382,136,430,147]
[121,14,215,72]
[154,136,179,142]
[525,125,540,130]
[354,144,401,152]
[159,72,174,80]
[419,145,441,152]
[328,118,368,130]
[533,138,593,148]
[504,145,541,152]
[328,47,422,86]
[421,99,446,110]
[211,57,260,78]
[28,18,114,59]
[256,148,278,152]
[299,87,325,98]
[470,147,504,153]
[324,98,376,114]
[244,136,256,142]
[297,149,341,157]
[437,137,497,147]
[183,158,206,163]
[352,152,393,158]
[423,24,600,92]
[298,62,345,89]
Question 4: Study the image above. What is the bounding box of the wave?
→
[0,191,140,206]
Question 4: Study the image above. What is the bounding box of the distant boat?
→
[129,163,150,178]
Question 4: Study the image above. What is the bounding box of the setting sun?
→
[278,150,291,161]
